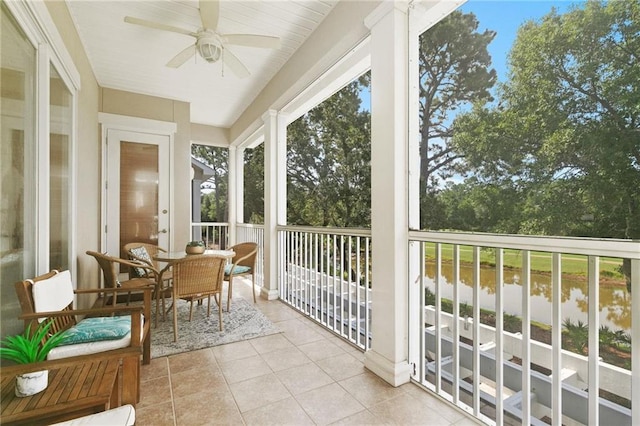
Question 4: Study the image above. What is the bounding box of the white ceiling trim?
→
[98,112,177,135]
[409,0,467,35]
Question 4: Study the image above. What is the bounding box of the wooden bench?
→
[1,349,137,425]
[14,270,153,405]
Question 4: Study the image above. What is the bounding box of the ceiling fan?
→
[124,0,280,78]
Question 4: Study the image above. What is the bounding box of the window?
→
[1,2,77,337]
[49,64,72,271]
[1,2,37,337]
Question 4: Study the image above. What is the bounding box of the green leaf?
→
[0,319,65,364]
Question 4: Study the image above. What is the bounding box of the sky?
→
[357,1,585,111]
[459,0,585,83]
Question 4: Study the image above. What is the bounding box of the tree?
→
[452,0,639,286]
[191,145,228,222]
[287,73,371,228]
[438,178,522,234]
[418,10,497,228]
[243,144,264,223]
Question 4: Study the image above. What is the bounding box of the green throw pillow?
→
[60,316,131,346]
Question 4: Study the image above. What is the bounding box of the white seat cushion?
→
[49,404,135,426]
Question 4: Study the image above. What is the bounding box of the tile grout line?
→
[165,357,178,426]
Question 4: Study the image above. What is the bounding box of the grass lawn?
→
[424,244,624,280]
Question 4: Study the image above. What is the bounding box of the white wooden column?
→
[363,2,411,387]
[236,146,245,227]
[228,145,238,246]
[262,110,287,300]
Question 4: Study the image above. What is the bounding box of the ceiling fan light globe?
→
[197,39,221,62]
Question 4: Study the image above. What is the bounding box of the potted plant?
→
[185,240,206,254]
[0,319,67,397]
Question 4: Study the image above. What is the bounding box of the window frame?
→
[3,0,80,276]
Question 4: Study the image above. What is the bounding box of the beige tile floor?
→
[137,279,482,425]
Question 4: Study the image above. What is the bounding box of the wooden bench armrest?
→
[0,346,142,376]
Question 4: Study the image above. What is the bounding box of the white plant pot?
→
[15,370,48,397]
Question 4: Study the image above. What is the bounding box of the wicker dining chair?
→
[170,255,226,341]
[224,242,258,312]
[123,242,173,327]
[86,251,158,306]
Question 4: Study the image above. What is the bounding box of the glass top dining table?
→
[153,249,235,263]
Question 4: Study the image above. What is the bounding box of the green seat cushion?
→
[60,316,131,346]
[225,265,251,275]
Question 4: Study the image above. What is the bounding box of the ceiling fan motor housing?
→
[197,33,222,63]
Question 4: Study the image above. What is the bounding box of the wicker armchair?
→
[170,255,226,341]
[224,242,258,311]
[123,242,173,327]
[86,250,158,303]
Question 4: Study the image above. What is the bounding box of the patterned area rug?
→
[151,296,280,358]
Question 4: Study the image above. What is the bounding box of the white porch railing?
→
[278,226,372,350]
[409,231,640,426]
[191,222,229,249]
[189,222,265,288]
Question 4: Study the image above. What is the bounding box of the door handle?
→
[160,229,168,234]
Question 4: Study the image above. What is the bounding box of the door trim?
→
[99,113,176,253]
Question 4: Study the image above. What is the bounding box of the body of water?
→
[425,262,630,332]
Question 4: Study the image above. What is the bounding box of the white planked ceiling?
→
[66,0,337,127]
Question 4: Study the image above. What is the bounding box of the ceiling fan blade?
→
[199,0,219,30]
[223,34,281,49]
[222,49,250,78]
[124,16,196,37]
[167,45,196,68]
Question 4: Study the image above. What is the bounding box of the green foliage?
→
[565,320,633,357]
[562,318,589,354]
[437,178,522,233]
[0,320,67,364]
[418,10,497,229]
[449,0,640,243]
[186,240,204,247]
[192,145,228,222]
[243,144,264,223]
[503,312,521,333]
[287,73,371,227]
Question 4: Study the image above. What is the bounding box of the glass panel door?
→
[105,129,170,275]
[119,141,160,260]
[0,3,36,337]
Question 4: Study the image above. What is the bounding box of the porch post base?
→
[259,287,279,301]
[364,349,411,387]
